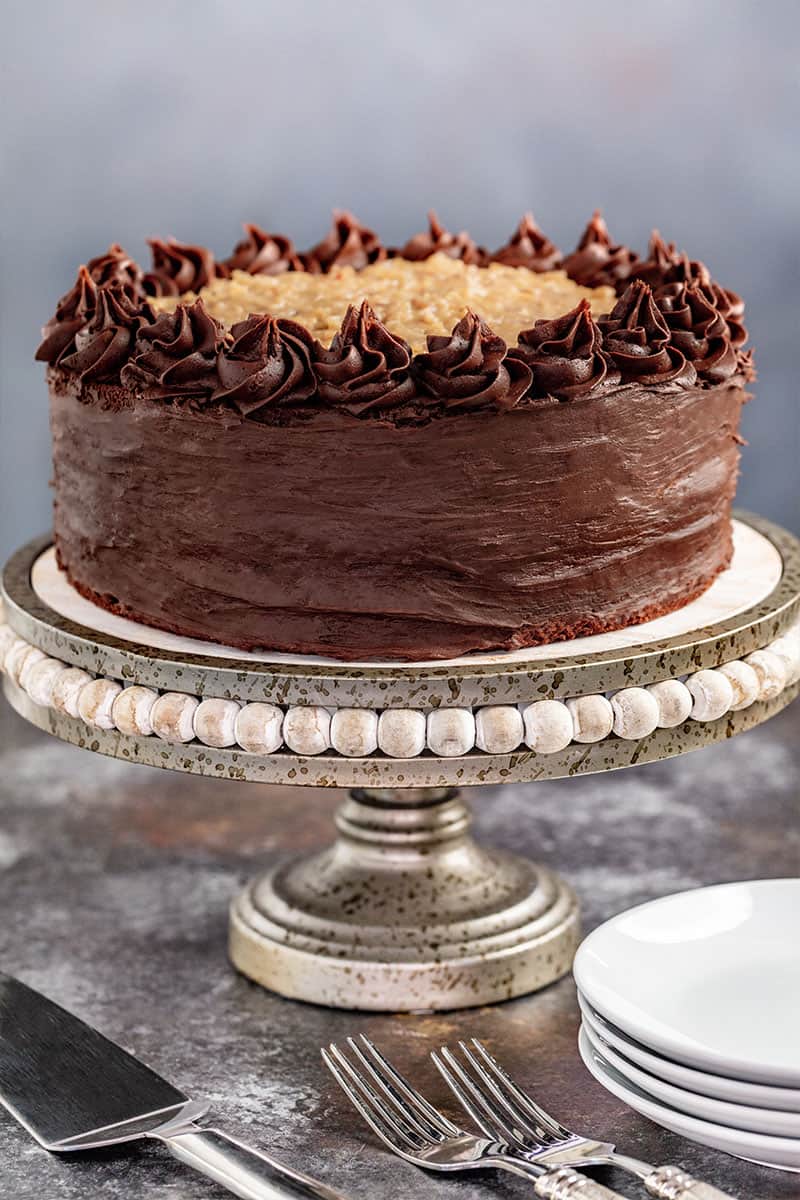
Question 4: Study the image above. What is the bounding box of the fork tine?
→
[470,1039,572,1140]
[321,1047,399,1148]
[322,1044,423,1153]
[456,1040,555,1144]
[357,1037,459,1136]
[432,1047,520,1146]
[348,1036,455,1141]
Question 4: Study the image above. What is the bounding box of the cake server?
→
[0,971,347,1200]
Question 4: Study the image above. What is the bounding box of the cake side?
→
[49,369,744,661]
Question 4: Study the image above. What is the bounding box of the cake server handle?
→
[644,1165,738,1199]
[155,1125,349,1200]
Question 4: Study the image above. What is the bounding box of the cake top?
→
[36,210,754,422]
[155,254,614,353]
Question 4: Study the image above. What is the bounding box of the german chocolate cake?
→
[38,210,753,661]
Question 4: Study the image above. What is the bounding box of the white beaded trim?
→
[1,602,798,760]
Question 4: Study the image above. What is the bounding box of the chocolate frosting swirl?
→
[655,283,738,382]
[415,311,532,412]
[213,314,317,415]
[697,279,748,348]
[736,348,757,382]
[562,211,638,288]
[59,284,145,383]
[599,281,697,386]
[400,211,486,265]
[509,300,620,399]
[142,238,218,297]
[630,231,712,290]
[632,233,748,348]
[491,212,562,271]
[303,210,386,272]
[35,266,99,366]
[86,243,144,295]
[36,248,145,366]
[222,223,304,276]
[313,301,416,415]
[120,300,224,402]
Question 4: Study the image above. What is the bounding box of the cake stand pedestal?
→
[231,786,578,1010]
[2,514,798,1011]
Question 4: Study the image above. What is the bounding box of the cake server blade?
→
[0,970,191,1149]
[0,971,349,1199]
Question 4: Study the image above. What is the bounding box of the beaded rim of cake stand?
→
[2,593,797,763]
[3,514,800,710]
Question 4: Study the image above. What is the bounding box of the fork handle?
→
[644,1167,738,1199]
[533,1166,631,1198]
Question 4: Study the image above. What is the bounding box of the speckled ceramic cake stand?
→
[2,513,799,1012]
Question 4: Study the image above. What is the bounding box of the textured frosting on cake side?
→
[49,368,744,661]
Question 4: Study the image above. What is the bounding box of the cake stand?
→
[1,513,798,1012]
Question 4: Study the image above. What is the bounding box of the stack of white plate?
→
[573,879,800,1171]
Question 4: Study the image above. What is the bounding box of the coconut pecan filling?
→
[152,253,615,353]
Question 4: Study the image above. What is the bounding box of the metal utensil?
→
[322,1035,628,1198]
[432,1037,739,1200]
[0,972,346,1200]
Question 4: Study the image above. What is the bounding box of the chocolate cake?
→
[38,210,753,661]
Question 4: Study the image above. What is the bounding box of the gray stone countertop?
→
[0,699,797,1200]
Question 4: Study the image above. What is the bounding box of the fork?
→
[432,1038,738,1200]
[322,1035,629,1198]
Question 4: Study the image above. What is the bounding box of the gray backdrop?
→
[1,0,797,562]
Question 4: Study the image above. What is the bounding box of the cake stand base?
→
[229,787,579,1011]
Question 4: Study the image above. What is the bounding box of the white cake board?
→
[31,519,781,669]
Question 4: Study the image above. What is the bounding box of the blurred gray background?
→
[1,0,797,561]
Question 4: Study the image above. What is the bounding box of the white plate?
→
[581,1018,800,1139]
[574,879,800,1087]
[578,995,800,1114]
[578,1026,800,1172]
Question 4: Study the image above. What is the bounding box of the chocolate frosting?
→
[699,280,748,348]
[415,311,532,411]
[400,211,486,265]
[36,248,145,366]
[222,223,304,276]
[736,347,757,382]
[632,233,748,348]
[313,301,416,415]
[510,300,620,399]
[655,283,738,382]
[491,212,562,271]
[120,300,224,402]
[303,210,386,272]
[50,370,745,660]
[631,235,692,293]
[600,281,696,386]
[562,211,639,288]
[142,238,218,297]
[35,266,99,366]
[214,314,317,415]
[628,232,705,289]
[85,243,144,295]
[58,284,145,384]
